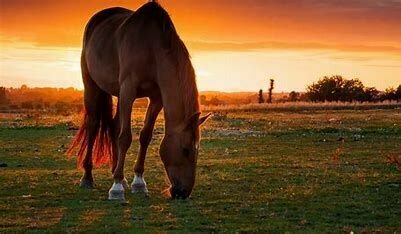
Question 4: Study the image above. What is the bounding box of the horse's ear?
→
[198,112,213,127]
[186,112,201,130]
[186,112,212,130]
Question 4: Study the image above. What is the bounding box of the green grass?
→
[1,109,401,232]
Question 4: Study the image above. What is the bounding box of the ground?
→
[0,108,400,232]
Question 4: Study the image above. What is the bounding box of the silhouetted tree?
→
[341,79,365,102]
[306,75,371,102]
[267,79,274,103]
[288,91,300,102]
[396,85,401,102]
[381,87,397,101]
[258,89,265,103]
[0,87,8,105]
[306,75,344,102]
[362,87,380,102]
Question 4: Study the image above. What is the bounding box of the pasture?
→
[1,107,400,232]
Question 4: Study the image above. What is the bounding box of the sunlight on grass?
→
[1,108,400,232]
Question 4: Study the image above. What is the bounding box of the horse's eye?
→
[183,148,190,157]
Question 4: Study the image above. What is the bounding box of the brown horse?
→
[68,0,211,200]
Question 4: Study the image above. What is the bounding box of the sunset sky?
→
[1,0,400,92]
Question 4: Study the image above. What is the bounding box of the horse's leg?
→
[111,101,120,174]
[108,82,136,200]
[80,78,103,188]
[80,111,99,188]
[132,99,162,193]
[110,102,129,190]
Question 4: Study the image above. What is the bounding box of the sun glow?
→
[0,42,83,89]
[1,0,401,91]
[1,41,401,92]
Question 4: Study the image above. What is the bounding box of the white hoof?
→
[131,175,148,193]
[108,182,125,200]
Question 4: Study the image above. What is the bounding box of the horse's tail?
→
[67,60,114,169]
[67,93,114,168]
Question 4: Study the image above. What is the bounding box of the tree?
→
[363,87,380,102]
[267,79,274,103]
[341,79,365,102]
[381,87,397,101]
[0,87,8,105]
[306,75,344,102]
[288,91,300,102]
[396,85,401,102]
[306,75,369,102]
[258,89,265,103]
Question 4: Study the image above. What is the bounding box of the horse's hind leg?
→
[80,112,99,188]
[80,84,101,188]
[132,99,162,193]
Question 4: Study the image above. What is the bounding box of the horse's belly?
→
[86,49,120,96]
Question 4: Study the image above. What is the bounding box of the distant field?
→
[203,101,401,112]
[1,108,400,232]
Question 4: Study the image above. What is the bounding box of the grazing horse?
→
[68,0,211,200]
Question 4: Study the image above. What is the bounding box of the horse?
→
[67,0,211,200]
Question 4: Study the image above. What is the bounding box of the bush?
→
[288,91,300,102]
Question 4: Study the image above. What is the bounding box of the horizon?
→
[1,84,397,94]
[1,0,401,92]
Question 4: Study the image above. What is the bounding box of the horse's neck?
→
[159,76,199,134]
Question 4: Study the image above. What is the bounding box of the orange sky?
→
[1,0,401,91]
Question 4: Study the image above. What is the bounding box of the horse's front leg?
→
[108,82,136,200]
[132,99,162,193]
[110,102,129,190]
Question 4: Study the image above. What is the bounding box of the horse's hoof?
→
[108,182,125,200]
[80,178,94,189]
[131,175,148,193]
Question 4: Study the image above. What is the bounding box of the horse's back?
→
[84,7,133,45]
[84,7,133,95]
[83,3,181,97]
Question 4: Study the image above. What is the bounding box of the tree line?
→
[305,76,401,102]
[258,75,401,103]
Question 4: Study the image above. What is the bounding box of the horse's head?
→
[160,112,212,199]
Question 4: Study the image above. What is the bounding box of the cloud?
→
[365,64,401,68]
[0,0,400,53]
[188,40,401,54]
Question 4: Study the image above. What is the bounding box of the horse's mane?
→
[139,2,200,120]
[169,32,200,120]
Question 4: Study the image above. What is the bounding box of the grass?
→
[0,108,401,232]
[202,101,401,112]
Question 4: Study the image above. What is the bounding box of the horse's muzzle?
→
[170,186,190,199]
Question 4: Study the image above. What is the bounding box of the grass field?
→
[1,107,401,232]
